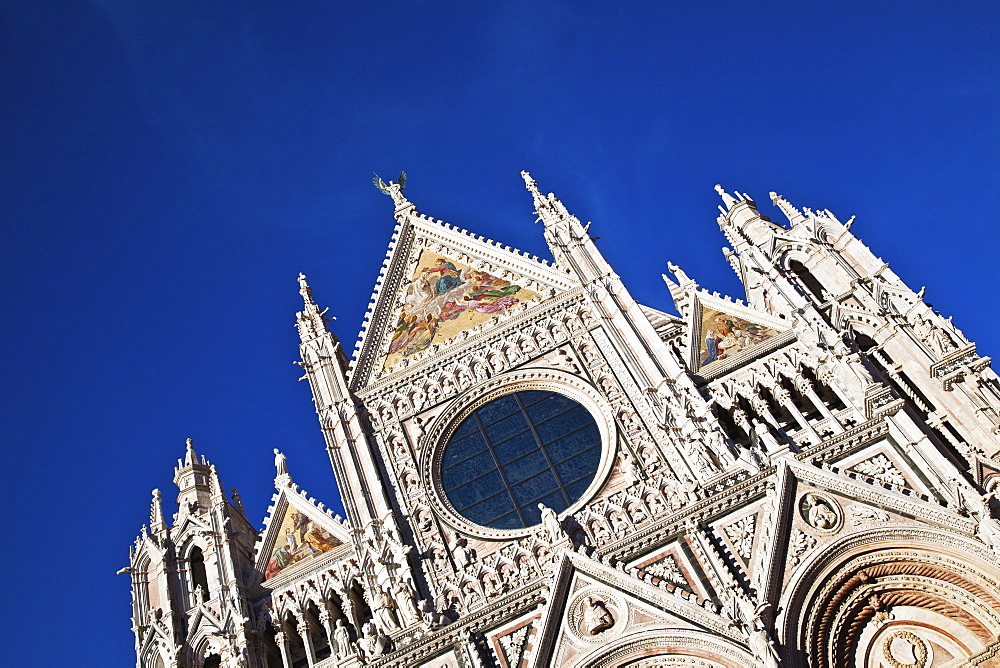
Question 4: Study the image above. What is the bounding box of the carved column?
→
[273,629,291,668]
[292,609,316,668]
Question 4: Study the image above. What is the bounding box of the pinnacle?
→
[184,438,197,466]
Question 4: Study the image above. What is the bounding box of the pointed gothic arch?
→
[189,545,209,603]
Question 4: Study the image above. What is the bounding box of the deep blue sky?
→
[2,1,997,664]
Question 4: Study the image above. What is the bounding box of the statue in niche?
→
[372,586,400,630]
[450,534,475,569]
[420,599,451,629]
[802,493,838,530]
[359,622,390,659]
[581,596,615,635]
[333,618,353,656]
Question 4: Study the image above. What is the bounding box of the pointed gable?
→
[683,290,791,375]
[349,206,578,389]
[255,477,351,583]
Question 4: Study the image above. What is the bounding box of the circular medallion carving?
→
[882,630,928,668]
[567,590,625,643]
[798,491,842,533]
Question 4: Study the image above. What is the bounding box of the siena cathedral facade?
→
[126,173,1000,667]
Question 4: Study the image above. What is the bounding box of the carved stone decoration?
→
[798,492,842,533]
[788,529,817,566]
[723,514,757,560]
[580,596,616,636]
[643,554,688,588]
[850,454,907,487]
[746,603,781,667]
[881,630,928,668]
[497,625,531,668]
[850,505,890,526]
[567,590,624,643]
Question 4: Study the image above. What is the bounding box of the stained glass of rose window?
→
[440,391,602,529]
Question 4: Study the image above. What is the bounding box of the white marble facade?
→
[126,175,1000,667]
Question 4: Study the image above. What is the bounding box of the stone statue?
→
[538,503,567,545]
[360,622,390,658]
[333,618,352,656]
[393,577,421,625]
[273,448,287,477]
[420,598,451,629]
[970,492,1000,555]
[451,534,475,569]
[915,317,956,355]
[747,603,781,667]
[373,586,400,629]
[581,596,615,635]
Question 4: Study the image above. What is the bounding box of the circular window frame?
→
[419,368,617,540]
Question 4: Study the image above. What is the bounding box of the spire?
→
[520,170,582,235]
[664,262,698,318]
[150,488,166,533]
[230,488,245,516]
[209,464,225,500]
[521,170,547,212]
[295,273,336,344]
[174,438,214,515]
[769,191,806,226]
[184,437,198,466]
[667,261,694,286]
[715,184,738,211]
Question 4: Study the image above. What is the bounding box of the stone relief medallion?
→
[797,491,842,534]
[566,589,626,643]
[881,630,929,668]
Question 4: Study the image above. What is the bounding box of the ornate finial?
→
[295,274,335,343]
[373,171,411,209]
[521,169,551,214]
[521,170,541,197]
[274,448,288,477]
[715,184,738,211]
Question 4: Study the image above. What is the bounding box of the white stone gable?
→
[349,207,578,390]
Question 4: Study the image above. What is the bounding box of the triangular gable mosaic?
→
[348,209,576,387]
[384,249,540,370]
[263,499,343,580]
[698,308,782,369]
[682,290,791,374]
